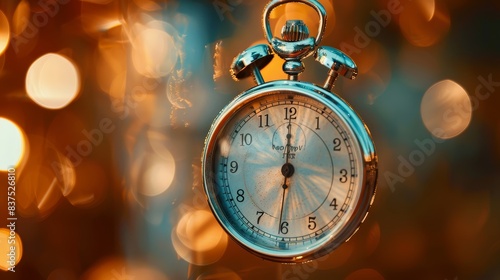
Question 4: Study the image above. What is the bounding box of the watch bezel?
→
[202,80,377,263]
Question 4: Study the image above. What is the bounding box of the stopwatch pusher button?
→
[230,44,274,85]
[314,46,358,91]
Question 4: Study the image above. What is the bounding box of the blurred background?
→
[0,0,499,279]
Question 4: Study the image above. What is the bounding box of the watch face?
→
[203,81,376,262]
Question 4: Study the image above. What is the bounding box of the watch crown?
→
[281,20,310,42]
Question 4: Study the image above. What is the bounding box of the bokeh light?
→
[81,257,168,280]
[132,0,162,11]
[0,228,23,271]
[421,79,472,139]
[399,0,450,47]
[80,0,123,37]
[95,39,127,99]
[139,151,176,197]
[15,135,74,218]
[415,0,436,21]
[34,166,63,217]
[0,10,10,55]
[172,210,228,266]
[12,0,30,36]
[131,21,179,78]
[0,117,26,171]
[26,53,81,109]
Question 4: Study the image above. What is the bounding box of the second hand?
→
[278,117,294,234]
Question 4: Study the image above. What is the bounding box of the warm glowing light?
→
[96,40,127,99]
[399,0,450,47]
[133,0,162,11]
[81,257,167,280]
[140,152,175,197]
[0,118,26,171]
[26,53,81,109]
[172,210,228,265]
[131,22,179,78]
[36,174,62,214]
[12,0,30,36]
[80,0,122,36]
[0,228,23,271]
[421,79,472,139]
[416,0,436,21]
[0,10,10,55]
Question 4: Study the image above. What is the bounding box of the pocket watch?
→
[202,0,377,263]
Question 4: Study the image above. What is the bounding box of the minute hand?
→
[285,117,293,163]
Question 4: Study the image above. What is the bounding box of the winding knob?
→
[281,20,310,42]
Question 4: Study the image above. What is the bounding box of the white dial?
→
[203,82,377,262]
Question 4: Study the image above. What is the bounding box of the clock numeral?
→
[236,189,245,202]
[330,198,338,210]
[280,221,289,234]
[240,133,253,146]
[256,211,264,224]
[333,138,341,151]
[284,107,297,120]
[308,216,317,230]
[339,169,348,183]
[229,161,238,173]
[259,114,270,128]
[315,117,320,130]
